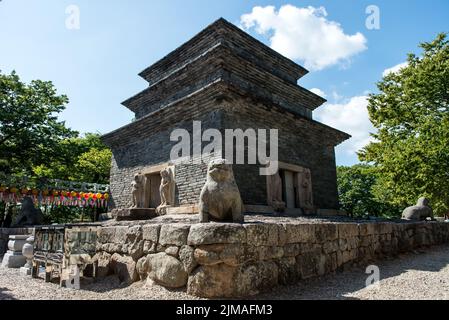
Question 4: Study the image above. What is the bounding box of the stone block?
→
[276,257,299,284]
[1,251,26,268]
[235,261,278,296]
[98,227,116,244]
[179,245,197,274]
[187,263,238,298]
[315,223,338,242]
[337,223,359,238]
[359,223,376,236]
[112,208,157,221]
[283,243,301,257]
[165,246,180,257]
[159,224,190,246]
[146,252,188,288]
[284,223,315,244]
[110,253,138,284]
[143,240,157,254]
[377,222,394,235]
[93,252,112,278]
[244,223,278,246]
[142,224,161,242]
[323,240,339,253]
[194,247,222,266]
[296,250,320,279]
[187,223,246,245]
[194,244,246,267]
[113,226,128,244]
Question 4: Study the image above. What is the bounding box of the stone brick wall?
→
[222,91,343,209]
[107,85,225,210]
[94,220,449,298]
[106,81,347,210]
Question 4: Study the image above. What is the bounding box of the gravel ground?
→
[1,244,449,300]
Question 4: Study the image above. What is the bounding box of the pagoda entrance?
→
[143,173,161,209]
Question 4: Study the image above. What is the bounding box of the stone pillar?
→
[20,235,34,275]
[0,235,29,268]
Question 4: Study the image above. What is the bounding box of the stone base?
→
[1,250,26,268]
[111,208,157,221]
[156,205,172,216]
[96,218,449,298]
[20,266,32,275]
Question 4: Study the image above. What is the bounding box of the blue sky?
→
[1,0,448,165]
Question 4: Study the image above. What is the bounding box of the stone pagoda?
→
[102,18,350,218]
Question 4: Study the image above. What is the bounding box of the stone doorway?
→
[280,169,299,209]
[141,163,176,210]
[144,173,162,209]
[266,161,314,212]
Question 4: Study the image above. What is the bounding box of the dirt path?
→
[1,244,448,300]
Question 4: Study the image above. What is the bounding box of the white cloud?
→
[331,90,343,103]
[309,88,327,98]
[240,5,367,71]
[314,96,376,154]
[382,62,408,77]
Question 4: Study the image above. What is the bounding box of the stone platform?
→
[94,215,449,298]
[1,235,29,268]
[111,208,157,221]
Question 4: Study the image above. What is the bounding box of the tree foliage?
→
[359,33,449,216]
[0,70,78,175]
[337,164,401,218]
[32,133,112,184]
[1,71,112,223]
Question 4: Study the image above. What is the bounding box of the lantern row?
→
[0,186,109,208]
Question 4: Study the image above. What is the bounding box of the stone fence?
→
[94,220,449,298]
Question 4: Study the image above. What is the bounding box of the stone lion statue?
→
[402,197,433,221]
[199,159,244,223]
[13,196,44,226]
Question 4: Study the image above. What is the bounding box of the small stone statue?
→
[159,168,173,206]
[270,171,285,212]
[402,197,433,221]
[156,168,175,216]
[131,173,144,208]
[301,169,313,208]
[199,159,244,223]
[13,197,43,227]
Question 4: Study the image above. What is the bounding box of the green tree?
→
[74,147,112,184]
[32,133,112,183]
[0,71,77,175]
[337,164,401,217]
[359,33,449,216]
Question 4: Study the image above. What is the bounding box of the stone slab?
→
[9,235,30,240]
[1,251,26,268]
[111,208,157,221]
[20,266,32,275]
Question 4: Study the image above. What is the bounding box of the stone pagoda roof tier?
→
[122,42,325,119]
[102,80,350,148]
[138,18,308,86]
